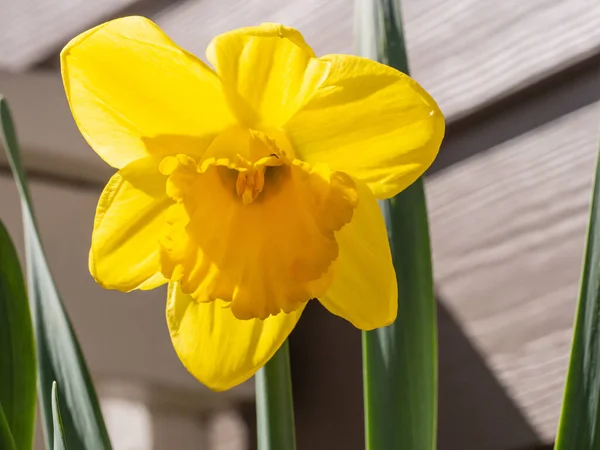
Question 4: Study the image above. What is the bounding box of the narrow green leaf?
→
[255,341,296,450]
[0,96,112,450]
[52,382,68,450]
[554,137,600,449]
[0,403,17,450]
[356,1,438,449]
[0,219,36,450]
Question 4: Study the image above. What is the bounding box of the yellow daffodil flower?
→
[61,16,444,391]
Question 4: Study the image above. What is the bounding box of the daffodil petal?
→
[286,54,445,199]
[206,23,330,128]
[90,157,172,291]
[137,272,169,291]
[166,282,304,391]
[319,180,398,330]
[61,16,235,168]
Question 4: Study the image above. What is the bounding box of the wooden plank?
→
[154,0,600,118]
[0,0,139,71]
[427,101,600,440]
[0,71,112,185]
[2,0,599,184]
[404,0,600,119]
[2,0,599,118]
[154,0,353,57]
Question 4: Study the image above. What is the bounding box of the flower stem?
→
[362,182,437,450]
[357,1,438,448]
[255,340,296,450]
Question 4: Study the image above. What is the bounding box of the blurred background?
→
[1,0,599,449]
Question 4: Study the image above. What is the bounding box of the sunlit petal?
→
[320,180,397,330]
[286,54,444,199]
[206,23,330,128]
[167,283,304,391]
[90,157,171,291]
[61,16,235,168]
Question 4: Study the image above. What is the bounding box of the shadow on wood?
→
[239,298,549,449]
[289,301,364,450]
[437,300,544,450]
[431,52,600,175]
[256,298,548,450]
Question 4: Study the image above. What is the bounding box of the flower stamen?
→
[235,152,284,205]
[236,169,265,205]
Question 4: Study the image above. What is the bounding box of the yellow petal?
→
[206,23,330,129]
[286,54,445,199]
[319,180,398,330]
[166,282,304,391]
[61,16,235,169]
[159,147,357,320]
[137,272,169,291]
[90,157,172,291]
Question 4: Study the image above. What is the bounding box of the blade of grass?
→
[0,219,36,450]
[52,382,68,450]
[255,341,296,450]
[0,95,112,450]
[356,1,438,449]
[0,403,17,450]
[554,134,600,449]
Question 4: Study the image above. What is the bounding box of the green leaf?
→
[0,96,112,450]
[0,219,36,450]
[356,1,438,450]
[554,139,600,449]
[356,0,410,75]
[0,403,17,450]
[52,382,68,450]
[255,341,296,450]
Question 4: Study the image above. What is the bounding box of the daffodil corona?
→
[61,17,444,390]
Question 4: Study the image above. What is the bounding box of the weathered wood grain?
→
[3,0,598,185]
[0,71,112,184]
[427,102,600,440]
[404,0,600,119]
[155,0,600,118]
[3,0,599,120]
[0,0,138,71]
